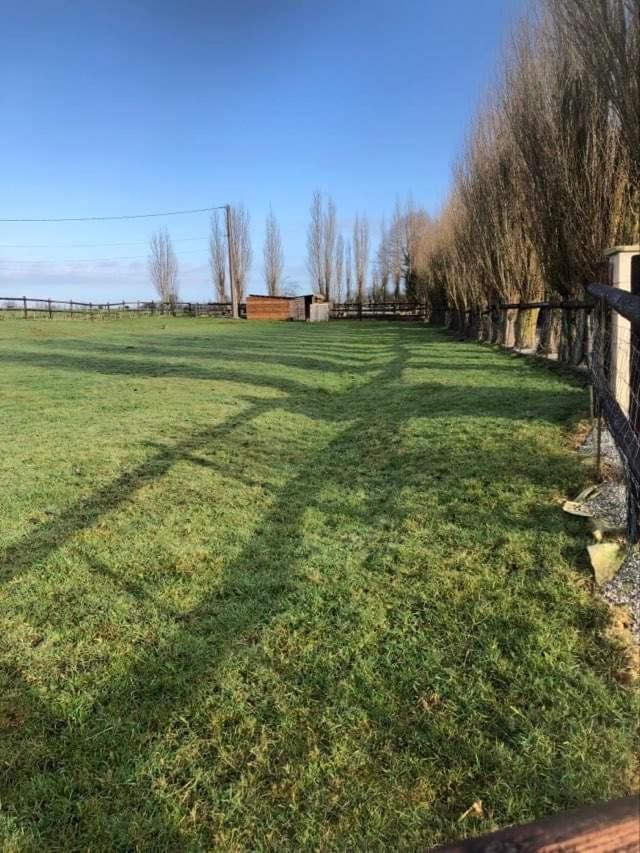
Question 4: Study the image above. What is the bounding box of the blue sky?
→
[0,0,526,301]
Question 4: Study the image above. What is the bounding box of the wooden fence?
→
[0,297,245,319]
[1,296,430,322]
[435,795,639,852]
[331,301,429,320]
[436,299,596,367]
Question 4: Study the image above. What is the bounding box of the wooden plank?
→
[433,796,639,853]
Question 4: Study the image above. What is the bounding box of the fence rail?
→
[0,297,245,319]
[435,795,639,853]
[433,298,596,366]
[587,282,640,542]
[331,301,429,321]
[1,296,433,322]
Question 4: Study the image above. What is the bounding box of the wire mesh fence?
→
[587,283,640,542]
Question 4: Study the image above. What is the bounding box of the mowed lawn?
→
[0,317,637,851]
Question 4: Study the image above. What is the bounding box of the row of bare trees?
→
[149,194,435,307]
[209,205,253,303]
[306,191,374,303]
[414,0,639,358]
[304,192,435,304]
[149,203,286,306]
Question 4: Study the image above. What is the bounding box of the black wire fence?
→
[587,283,640,542]
[434,301,595,365]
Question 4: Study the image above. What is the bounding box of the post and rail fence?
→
[586,282,640,543]
[0,297,246,319]
[0,296,429,322]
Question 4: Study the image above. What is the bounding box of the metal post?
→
[22,295,27,319]
[226,204,238,319]
[48,298,52,319]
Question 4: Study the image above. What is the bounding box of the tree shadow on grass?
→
[0,347,586,428]
[1,348,415,847]
[0,331,623,850]
[21,337,377,374]
[0,399,277,586]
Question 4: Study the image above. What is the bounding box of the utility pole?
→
[225,204,239,319]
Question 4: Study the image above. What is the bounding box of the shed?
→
[245,294,328,321]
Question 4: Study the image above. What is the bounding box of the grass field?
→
[0,317,637,851]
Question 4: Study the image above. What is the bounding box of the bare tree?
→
[344,240,353,302]
[413,2,635,360]
[504,15,631,293]
[209,211,227,301]
[229,204,252,304]
[306,190,323,294]
[389,204,404,298]
[148,227,179,306]
[552,0,639,180]
[335,234,344,303]
[377,221,390,301]
[322,197,337,300]
[551,0,639,238]
[263,205,284,296]
[353,215,369,303]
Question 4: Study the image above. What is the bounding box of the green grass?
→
[0,317,637,851]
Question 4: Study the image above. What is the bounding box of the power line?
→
[0,204,227,224]
[0,236,208,249]
[0,248,207,266]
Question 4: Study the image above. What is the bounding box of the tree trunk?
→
[488,308,498,344]
[483,311,493,342]
[499,307,517,348]
[495,309,505,345]
[538,308,562,357]
[559,309,576,363]
[570,308,588,365]
[515,307,540,350]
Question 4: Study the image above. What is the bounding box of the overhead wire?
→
[0,204,227,223]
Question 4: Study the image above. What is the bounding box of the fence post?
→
[89,302,93,320]
[48,298,52,319]
[70,300,74,318]
[22,296,27,319]
[358,302,363,321]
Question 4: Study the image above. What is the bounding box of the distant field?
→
[0,318,637,851]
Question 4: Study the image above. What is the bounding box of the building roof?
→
[247,293,314,300]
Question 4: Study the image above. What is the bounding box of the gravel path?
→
[601,551,640,643]
[581,481,628,529]
[578,426,639,643]
[577,423,623,473]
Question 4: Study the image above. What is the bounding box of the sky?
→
[0,0,526,302]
